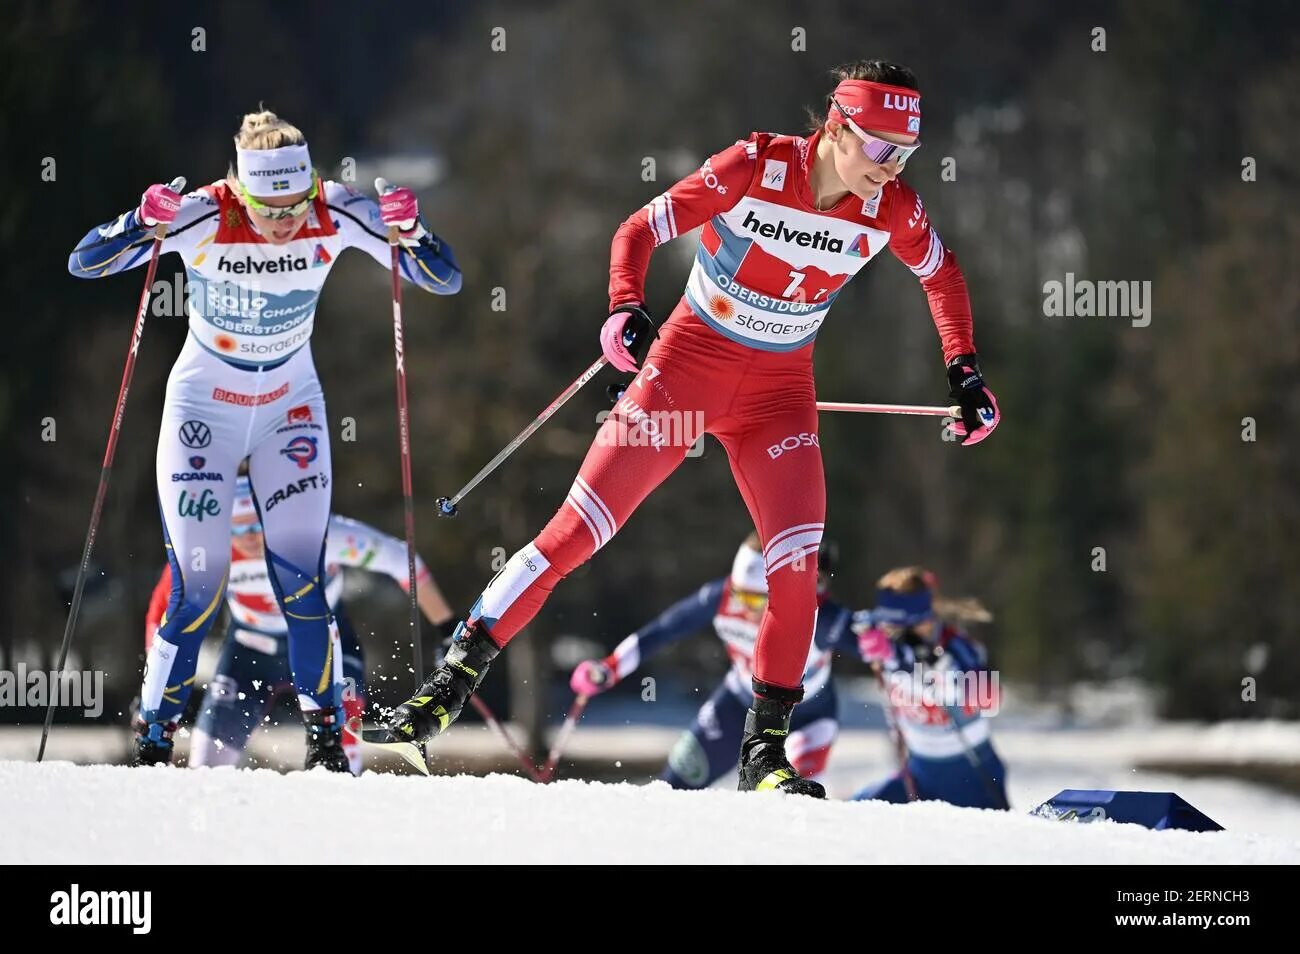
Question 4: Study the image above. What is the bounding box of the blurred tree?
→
[2,0,1296,728]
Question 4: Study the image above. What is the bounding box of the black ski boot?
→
[303,707,352,772]
[131,716,178,766]
[386,619,500,744]
[737,680,826,798]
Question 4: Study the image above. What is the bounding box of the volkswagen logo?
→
[179,420,212,449]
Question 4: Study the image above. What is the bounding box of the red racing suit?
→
[467,130,975,691]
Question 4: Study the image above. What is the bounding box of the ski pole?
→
[539,694,589,783]
[377,178,424,685]
[436,356,608,517]
[468,695,544,782]
[872,662,919,802]
[943,701,1009,810]
[39,177,186,762]
[817,401,961,417]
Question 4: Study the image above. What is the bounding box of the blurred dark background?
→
[2,0,1297,740]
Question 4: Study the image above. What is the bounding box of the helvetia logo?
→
[217,254,309,274]
[741,210,844,253]
[845,234,872,258]
[311,245,332,267]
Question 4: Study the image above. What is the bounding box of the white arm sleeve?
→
[326,514,429,590]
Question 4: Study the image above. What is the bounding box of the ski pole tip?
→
[435,497,459,518]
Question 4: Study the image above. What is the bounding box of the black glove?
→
[605,303,657,404]
[946,353,1001,446]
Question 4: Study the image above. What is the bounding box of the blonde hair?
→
[233,108,305,151]
[876,565,934,594]
[876,565,993,624]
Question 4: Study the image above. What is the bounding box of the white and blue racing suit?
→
[69,179,460,726]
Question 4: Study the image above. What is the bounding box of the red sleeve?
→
[608,134,764,310]
[144,564,172,652]
[887,182,976,364]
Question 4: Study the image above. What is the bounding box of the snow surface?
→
[3,759,1297,864]
[5,718,1299,863]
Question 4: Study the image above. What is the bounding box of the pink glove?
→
[857,626,893,664]
[947,355,1001,447]
[600,311,641,373]
[139,182,183,227]
[377,182,419,233]
[569,659,616,698]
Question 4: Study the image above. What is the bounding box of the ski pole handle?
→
[817,401,961,417]
[376,178,400,244]
[145,176,187,241]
